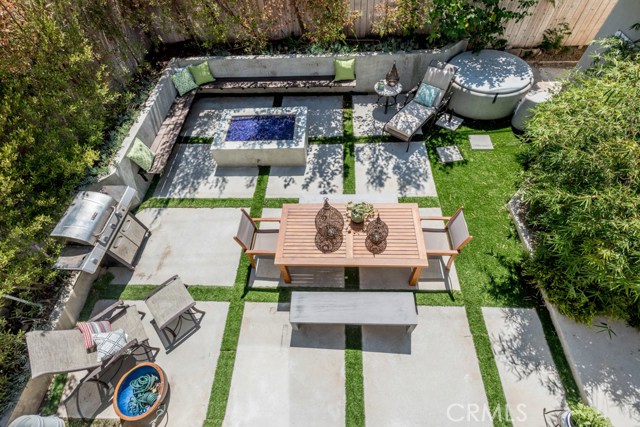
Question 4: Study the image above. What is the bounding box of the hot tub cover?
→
[449,50,533,95]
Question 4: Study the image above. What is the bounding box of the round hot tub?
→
[448,50,533,121]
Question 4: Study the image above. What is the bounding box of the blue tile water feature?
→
[225,115,296,141]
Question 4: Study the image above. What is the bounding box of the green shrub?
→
[521,54,640,324]
[570,403,612,427]
[540,22,571,53]
[0,325,28,414]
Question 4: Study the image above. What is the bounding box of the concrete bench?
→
[198,76,356,92]
[290,291,418,333]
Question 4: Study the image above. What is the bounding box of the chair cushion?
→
[171,68,198,96]
[127,137,155,172]
[76,321,111,350]
[188,61,215,85]
[414,83,442,107]
[334,58,356,81]
[384,101,436,140]
[93,329,128,362]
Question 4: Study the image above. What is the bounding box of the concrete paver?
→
[266,144,343,197]
[436,145,464,163]
[469,134,494,150]
[355,142,437,197]
[59,300,228,427]
[553,313,640,426]
[181,96,274,138]
[362,306,491,427]
[352,95,406,137]
[282,95,343,138]
[224,302,345,427]
[483,307,566,427]
[154,144,258,198]
[108,208,246,286]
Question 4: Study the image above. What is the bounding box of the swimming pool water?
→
[225,115,296,141]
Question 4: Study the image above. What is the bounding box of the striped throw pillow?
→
[76,321,111,350]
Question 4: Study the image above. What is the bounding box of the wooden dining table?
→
[274,203,428,285]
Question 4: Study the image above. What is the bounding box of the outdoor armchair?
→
[26,301,159,387]
[421,207,472,271]
[383,60,459,150]
[233,208,280,268]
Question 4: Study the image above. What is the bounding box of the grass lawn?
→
[42,105,579,427]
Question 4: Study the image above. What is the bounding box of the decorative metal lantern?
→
[385,62,400,87]
[315,198,344,254]
[365,213,389,254]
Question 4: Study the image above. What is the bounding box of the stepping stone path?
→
[266,144,343,197]
[225,303,345,427]
[483,307,566,427]
[469,134,494,150]
[363,306,492,427]
[355,142,437,197]
[155,144,258,199]
[282,95,344,138]
[436,145,464,163]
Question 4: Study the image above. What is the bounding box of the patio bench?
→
[198,76,356,92]
[290,291,418,334]
[145,90,197,176]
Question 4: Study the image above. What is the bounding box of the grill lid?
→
[51,191,116,245]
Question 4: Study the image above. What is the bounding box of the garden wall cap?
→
[9,415,64,427]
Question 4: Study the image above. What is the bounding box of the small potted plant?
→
[346,202,375,224]
[561,403,612,427]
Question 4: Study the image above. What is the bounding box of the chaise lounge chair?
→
[383,60,459,151]
[26,301,159,387]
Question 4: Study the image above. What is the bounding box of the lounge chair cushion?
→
[384,101,436,140]
[127,138,155,172]
[334,58,355,81]
[76,320,111,350]
[188,61,215,85]
[414,83,441,107]
[171,68,198,96]
[94,329,128,362]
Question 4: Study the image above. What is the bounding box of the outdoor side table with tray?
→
[374,80,403,114]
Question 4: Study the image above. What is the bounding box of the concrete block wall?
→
[89,40,468,202]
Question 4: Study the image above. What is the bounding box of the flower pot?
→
[351,213,364,223]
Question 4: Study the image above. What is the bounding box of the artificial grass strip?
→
[309,136,345,145]
[251,166,269,216]
[40,373,67,416]
[138,197,253,210]
[205,350,237,426]
[343,96,356,194]
[414,291,464,306]
[187,286,236,301]
[263,198,299,208]
[345,325,365,427]
[398,196,441,207]
[177,136,214,144]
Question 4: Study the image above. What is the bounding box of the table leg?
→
[384,96,390,114]
[409,267,422,286]
[280,265,292,283]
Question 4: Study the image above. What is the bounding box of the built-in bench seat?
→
[198,76,356,92]
[146,91,196,175]
[290,291,418,334]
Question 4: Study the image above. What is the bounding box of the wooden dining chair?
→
[421,207,473,270]
[233,208,280,267]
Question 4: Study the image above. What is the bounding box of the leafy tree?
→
[372,0,431,39]
[521,51,640,324]
[292,0,360,46]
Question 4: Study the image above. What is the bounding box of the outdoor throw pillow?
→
[334,58,356,81]
[76,321,111,350]
[127,137,155,172]
[414,83,441,107]
[93,329,128,362]
[188,61,215,86]
[171,68,198,96]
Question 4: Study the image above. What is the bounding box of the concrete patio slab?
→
[59,300,228,427]
[181,96,274,138]
[552,313,640,426]
[362,306,491,427]
[107,208,245,286]
[299,194,398,204]
[266,144,343,197]
[469,134,494,150]
[483,307,566,427]
[224,302,345,427]
[154,144,258,198]
[355,142,437,197]
[282,95,343,138]
[352,94,406,137]
[436,145,464,163]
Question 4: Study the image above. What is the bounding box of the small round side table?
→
[374,80,403,114]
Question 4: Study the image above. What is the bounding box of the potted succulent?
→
[561,403,612,427]
[346,202,375,224]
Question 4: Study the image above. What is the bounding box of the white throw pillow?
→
[93,329,128,362]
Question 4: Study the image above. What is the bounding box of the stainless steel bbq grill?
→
[51,186,150,274]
